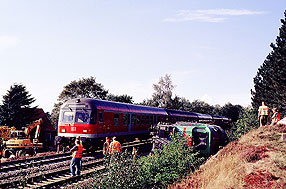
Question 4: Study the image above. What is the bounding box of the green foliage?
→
[142,74,175,108]
[97,152,140,189]
[107,94,134,104]
[251,10,286,116]
[75,138,205,189]
[188,100,215,114]
[137,138,205,188]
[152,74,175,108]
[58,76,109,101]
[226,106,259,140]
[220,103,243,122]
[0,84,37,129]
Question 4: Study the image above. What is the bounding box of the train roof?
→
[195,113,213,119]
[63,98,168,115]
[165,109,198,118]
[174,123,223,133]
[212,115,231,121]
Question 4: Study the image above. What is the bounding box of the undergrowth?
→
[71,138,205,189]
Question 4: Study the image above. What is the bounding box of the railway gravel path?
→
[0,139,152,188]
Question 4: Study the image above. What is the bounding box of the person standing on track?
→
[103,137,110,156]
[70,139,83,177]
[109,136,122,153]
[258,101,270,127]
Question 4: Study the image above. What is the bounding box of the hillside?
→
[171,124,286,188]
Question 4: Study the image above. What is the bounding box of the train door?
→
[128,113,131,133]
[97,110,104,134]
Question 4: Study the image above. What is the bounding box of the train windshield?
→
[62,110,91,124]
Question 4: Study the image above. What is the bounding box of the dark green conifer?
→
[0,84,37,129]
[251,10,286,116]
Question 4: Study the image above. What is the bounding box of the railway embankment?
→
[171,124,286,188]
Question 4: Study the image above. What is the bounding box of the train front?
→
[56,98,96,151]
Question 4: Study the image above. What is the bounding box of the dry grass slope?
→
[170,124,286,189]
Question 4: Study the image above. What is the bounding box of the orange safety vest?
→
[271,112,280,124]
[110,141,121,153]
[259,106,269,116]
[73,144,83,158]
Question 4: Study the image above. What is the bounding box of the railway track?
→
[0,139,152,188]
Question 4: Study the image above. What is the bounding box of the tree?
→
[152,74,175,108]
[220,103,243,122]
[58,76,109,101]
[189,100,215,114]
[0,84,37,129]
[51,77,109,127]
[251,10,286,116]
[226,106,258,140]
[141,74,176,109]
[107,94,134,104]
[170,96,192,111]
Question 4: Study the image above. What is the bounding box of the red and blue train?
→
[55,98,230,151]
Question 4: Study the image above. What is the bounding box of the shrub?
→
[77,138,205,189]
[226,106,259,141]
[136,137,205,188]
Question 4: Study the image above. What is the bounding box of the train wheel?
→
[33,148,38,156]
[17,150,26,157]
[3,149,11,158]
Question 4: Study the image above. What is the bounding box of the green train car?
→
[152,122,228,157]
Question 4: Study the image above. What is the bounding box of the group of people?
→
[103,136,122,155]
[258,101,281,127]
[69,136,122,177]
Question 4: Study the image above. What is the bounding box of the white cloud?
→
[163,9,266,23]
[0,35,19,50]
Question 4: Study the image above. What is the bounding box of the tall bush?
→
[226,106,259,140]
[77,138,205,189]
[137,138,205,188]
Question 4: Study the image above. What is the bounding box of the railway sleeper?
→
[0,159,104,189]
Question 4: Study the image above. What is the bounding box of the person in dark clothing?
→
[70,140,83,176]
[103,137,110,156]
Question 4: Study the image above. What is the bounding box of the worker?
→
[258,101,270,127]
[271,108,280,125]
[132,147,138,159]
[109,136,122,153]
[76,136,82,145]
[103,137,110,156]
[70,139,83,177]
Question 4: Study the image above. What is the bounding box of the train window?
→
[62,111,75,123]
[75,111,89,123]
[98,112,103,123]
[90,111,96,124]
[123,114,128,126]
[150,116,154,125]
[136,115,141,125]
[131,114,136,126]
[142,115,146,125]
[114,113,119,126]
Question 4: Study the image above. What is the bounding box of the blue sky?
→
[0,0,285,113]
